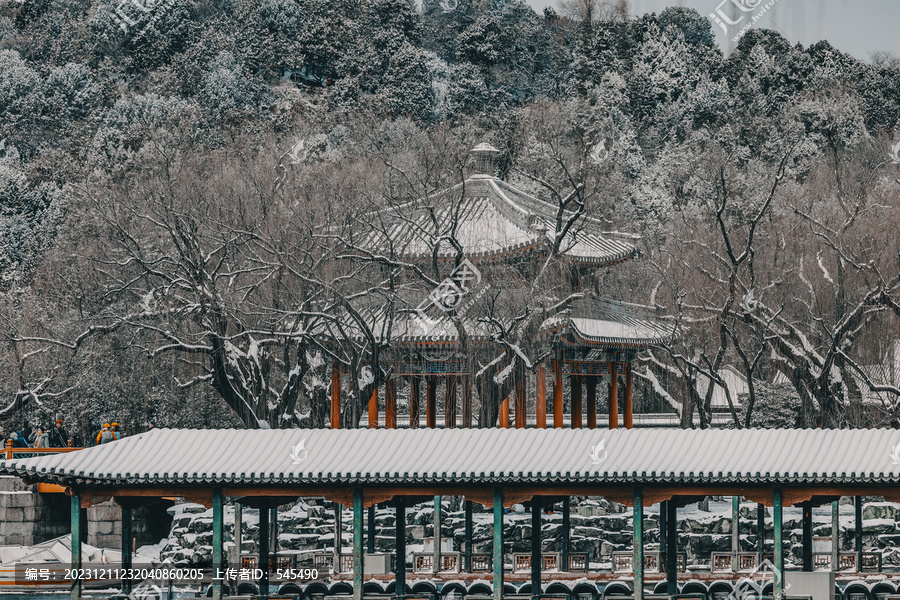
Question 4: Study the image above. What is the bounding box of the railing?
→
[414,553,433,573]
[568,553,588,572]
[612,551,686,573]
[441,553,460,572]
[240,555,295,571]
[4,440,82,460]
[313,553,353,574]
[711,552,762,572]
[512,553,561,572]
[413,552,462,573]
[470,554,492,572]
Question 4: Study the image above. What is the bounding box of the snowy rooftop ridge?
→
[352,175,637,267]
[3,427,900,488]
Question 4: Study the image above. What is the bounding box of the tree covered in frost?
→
[1,0,900,430]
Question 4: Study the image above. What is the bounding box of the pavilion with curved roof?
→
[329,143,675,431]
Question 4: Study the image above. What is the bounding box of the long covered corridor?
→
[1,427,899,599]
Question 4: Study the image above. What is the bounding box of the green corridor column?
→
[855,496,863,570]
[493,488,504,600]
[212,488,224,600]
[757,503,765,565]
[561,497,570,572]
[832,500,840,571]
[71,492,82,600]
[802,502,813,571]
[731,496,739,573]
[259,498,269,593]
[368,505,376,555]
[396,498,406,597]
[666,500,677,596]
[354,488,364,600]
[633,488,643,600]
[434,495,442,574]
[465,500,473,572]
[531,498,541,599]
[121,502,133,595]
[774,488,784,600]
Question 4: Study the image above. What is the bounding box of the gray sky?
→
[526,0,899,61]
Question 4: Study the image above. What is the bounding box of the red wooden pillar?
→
[386,379,397,429]
[368,387,379,429]
[499,397,510,428]
[330,361,341,429]
[535,365,546,429]
[514,373,527,429]
[426,378,437,428]
[625,363,633,429]
[608,362,619,429]
[586,376,598,429]
[553,361,564,428]
[409,378,420,429]
[571,375,582,429]
[445,377,457,428]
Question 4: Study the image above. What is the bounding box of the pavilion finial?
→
[471,142,500,176]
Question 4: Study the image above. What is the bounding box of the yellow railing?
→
[4,439,83,460]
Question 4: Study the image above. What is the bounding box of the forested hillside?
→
[2,0,900,439]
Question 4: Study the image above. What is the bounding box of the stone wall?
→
[88,499,174,550]
[0,475,69,546]
[0,476,173,549]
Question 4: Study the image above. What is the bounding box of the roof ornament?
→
[527,214,546,233]
[471,142,500,176]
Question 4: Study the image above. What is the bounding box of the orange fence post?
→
[498,397,510,428]
[609,362,619,429]
[5,440,12,460]
[535,365,546,429]
[368,387,379,429]
[385,379,397,429]
[553,360,564,428]
[331,361,342,429]
[625,363,633,429]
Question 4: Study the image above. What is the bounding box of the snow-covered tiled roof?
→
[3,427,900,487]
[545,297,675,349]
[354,176,637,266]
[341,295,673,348]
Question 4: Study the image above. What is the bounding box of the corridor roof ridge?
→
[2,428,900,487]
